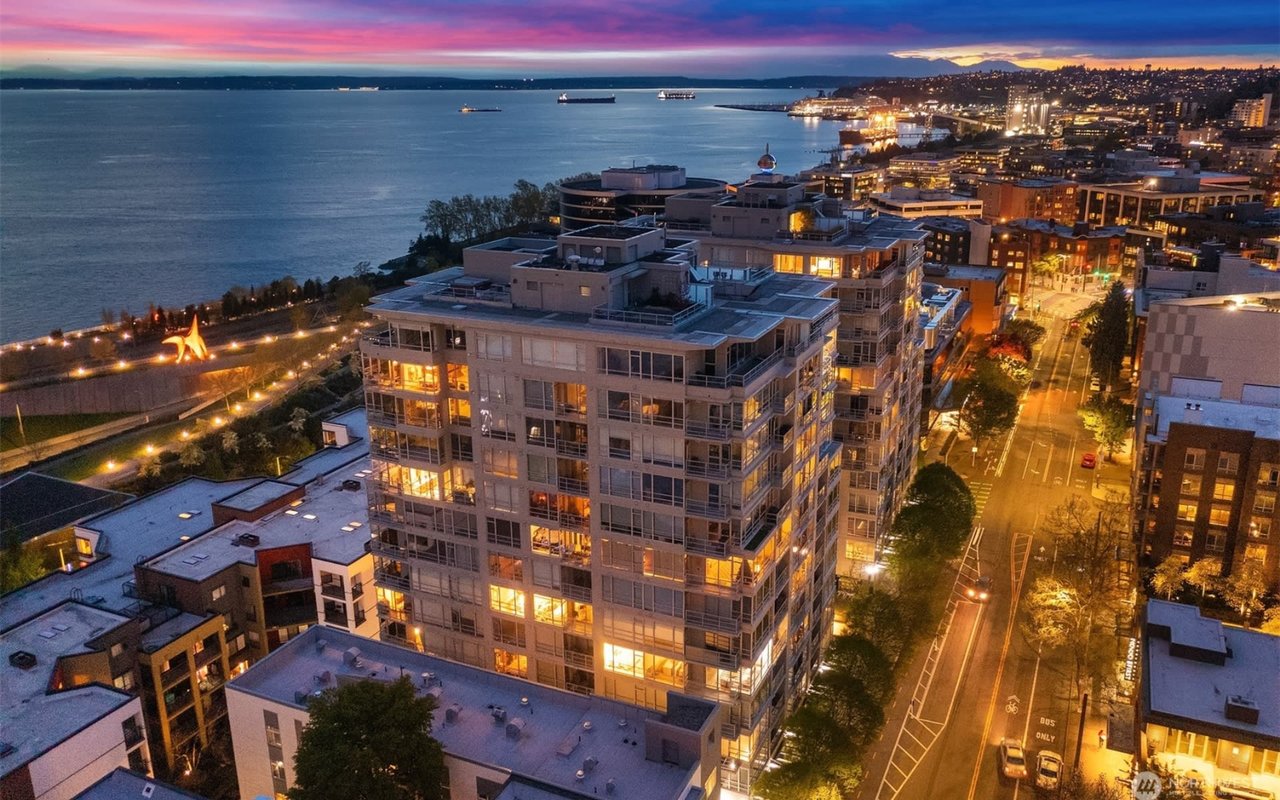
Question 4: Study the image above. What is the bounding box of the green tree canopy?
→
[958,378,1019,449]
[1086,281,1129,389]
[1150,554,1186,600]
[1005,318,1046,350]
[1079,395,1133,459]
[290,676,446,800]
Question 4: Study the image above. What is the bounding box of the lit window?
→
[489,585,526,617]
[579,285,591,297]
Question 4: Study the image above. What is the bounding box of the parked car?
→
[1089,376,1102,392]
[1034,751,1062,790]
[1081,452,1097,469]
[965,575,993,602]
[1215,780,1276,800]
[999,739,1029,780]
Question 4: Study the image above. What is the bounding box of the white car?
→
[1034,751,1062,790]
[999,739,1029,780]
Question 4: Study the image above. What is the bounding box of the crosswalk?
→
[970,481,993,519]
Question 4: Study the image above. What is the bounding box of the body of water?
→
[0,88,920,341]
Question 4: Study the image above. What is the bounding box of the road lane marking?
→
[874,529,985,800]
[964,533,1035,800]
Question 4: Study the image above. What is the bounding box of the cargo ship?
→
[557,93,616,104]
[657,90,696,100]
[460,105,502,113]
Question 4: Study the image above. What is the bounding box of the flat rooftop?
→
[1144,600,1280,746]
[1153,394,1280,441]
[0,602,136,777]
[925,264,1006,282]
[372,268,836,351]
[0,477,259,624]
[1,409,371,625]
[74,768,205,800]
[230,626,708,800]
[145,457,374,582]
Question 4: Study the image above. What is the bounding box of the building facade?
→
[977,177,1079,223]
[1005,85,1050,135]
[681,173,927,575]
[559,166,725,231]
[1133,294,1280,591]
[1080,175,1265,229]
[360,223,842,794]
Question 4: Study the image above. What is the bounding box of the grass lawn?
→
[0,412,133,452]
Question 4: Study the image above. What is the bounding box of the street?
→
[859,288,1133,799]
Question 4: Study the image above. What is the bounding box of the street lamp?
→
[971,445,979,466]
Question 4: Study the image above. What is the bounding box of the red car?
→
[1080,453,1097,469]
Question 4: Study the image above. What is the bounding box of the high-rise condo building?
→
[668,162,928,576]
[1005,84,1050,136]
[360,223,842,794]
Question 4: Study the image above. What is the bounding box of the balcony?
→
[324,607,349,626]
[377,602,411,623]
[592,302,705,327]
[685,534,731,558]
[685,459,729,479]
[685,608,742,634]
[684,418,731,441]
[557,476,590,496]
[374,568,411,591]
[687,349,783,390]
[555,439,589,458]
[563,649,594,669]
[122,719,145,748]
[685,498,729,520]
[320,582,346,600]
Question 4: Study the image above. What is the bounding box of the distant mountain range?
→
[0,59,1033,91]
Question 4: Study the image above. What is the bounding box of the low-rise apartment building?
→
[0,603,152,799]
[0,410,372,777]
[867,187,984,220]
[887,152,962,190]
[977,177,1079,223]
[1140,601,1280,794]
[1080,173,1265,229]
[227,625,721,800]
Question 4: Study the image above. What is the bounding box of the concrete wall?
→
[0,357,256,416]
[26,698,144,800]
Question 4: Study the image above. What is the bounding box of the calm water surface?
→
[0,89,915,340]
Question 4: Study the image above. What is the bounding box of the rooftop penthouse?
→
[369,224,838,346]
[227,625,720,800]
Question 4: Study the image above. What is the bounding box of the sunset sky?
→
[2,0,1276,76]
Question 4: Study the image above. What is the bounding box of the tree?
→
[958,378,1019,449]
[289,676,446,800]
[89,337,118,362]
[1184,557,1222,601]
[1079,395,1133,460]
[1031,497,1130,695]
[1261,606,1280,635]
[289,407,310,435]
[138,455,163,479]
[1150,554,1186,600]
[179,443,206,469]
[1223,560,1268,621]
[100,308,117,329]
[1,528,47,593]
[890,463,976,563]
[1005,318,1046,350]
[1087,281,1129,389]
[221,431,240,455]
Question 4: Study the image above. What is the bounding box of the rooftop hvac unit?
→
[237,533,261,547]
[315,639,328,653]
[491,706,507,723]
[343,647,362,668]
[606,778,616,795]
[505,717,526,739]
[445,703,463,723]
[583,756,598,773]
[1225,695,1260,725]
[426,686,443,701]
[342,479,361,491]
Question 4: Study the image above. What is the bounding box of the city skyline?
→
[2,0,1277,77]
